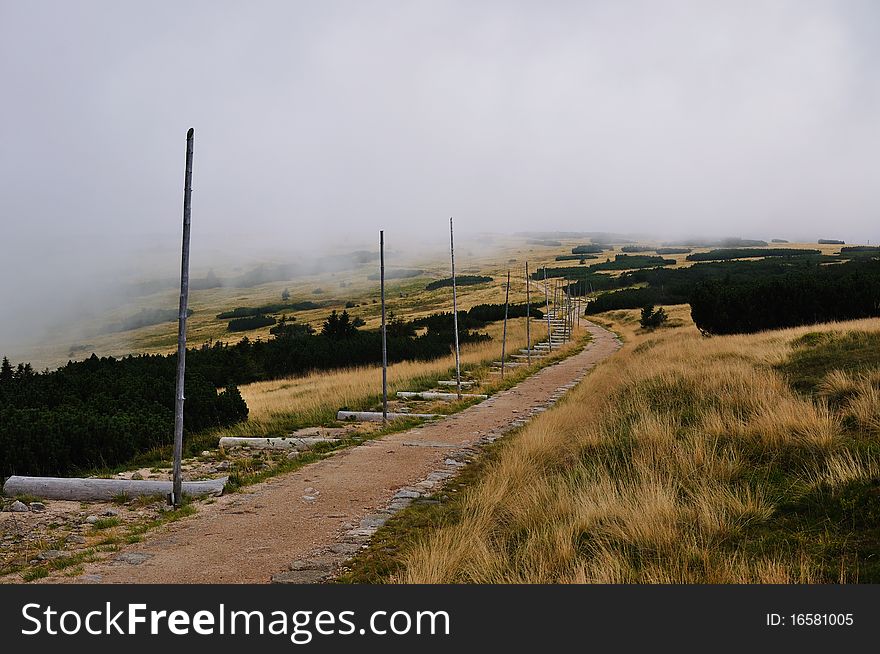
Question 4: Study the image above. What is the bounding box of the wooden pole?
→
[579,280,584,327]
[555,279,561,318]
[564,286,570,342]
[543,267,552,352]
[380,230,388,422]
[172,127,194,507]
[524,262,531,366]
[450,217,462,399]
[501,269,510,378]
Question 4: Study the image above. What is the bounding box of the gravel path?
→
[64,321,620,584]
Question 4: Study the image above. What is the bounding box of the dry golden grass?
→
[394,308,880,584]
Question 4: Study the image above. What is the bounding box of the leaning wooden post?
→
[380,230,388,422]
[524,262,531,365]
[450,217,462,399]
[500,269,510,378]
[172,127,194,507]
[543,267,552,352]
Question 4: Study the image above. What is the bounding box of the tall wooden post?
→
[380,230,388,422]
[568,287,573,340]
[450,217,462,399]
[172,127,194,507]
[555,279,560,318]
[500,269,510,378]
[524,262,531,365]
[543,267,552,352]
[564,286,569,342]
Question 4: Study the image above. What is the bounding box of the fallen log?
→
[397,391,488,400]
[218,436,339,451]
[337,410,438,422]
[2,475,227,502]
[436,380,474,388]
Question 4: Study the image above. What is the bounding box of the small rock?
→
[200,450,211,457]
[9,500,29,512]
[288,556,336,572]
[130,472,144,480]
[37,549,64,561]
[103,509,118,517]
[215,461,231,471]
[328,542,361,556]
[347,527,377,539]
[303,487,319,496]
[272,569,331,584]
[29,502,46,512]
[360,513,390,529]
[285,451,299,460]
[393,489,421,500]
[114,552,152,565]
[85,515,99,524]
[302,495,318,502]
[66,534,87,545]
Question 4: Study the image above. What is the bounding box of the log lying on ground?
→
[397,391,488,400]
[218,436,339,451]
[337,410,439,422]
[2,476,227,501]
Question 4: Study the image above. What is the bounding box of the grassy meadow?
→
[342,305,880,584]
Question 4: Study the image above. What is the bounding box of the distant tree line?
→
[571,244,605,254]
[685,248,820,262]
[425,275,492,291]
[216,301,321,320]
[227,314,276,332]
[588,254,674,271]
[554,254,597,261]
[655,247,692,255]
[411,303,544,333]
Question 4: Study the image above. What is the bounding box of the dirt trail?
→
[65,321,620,584]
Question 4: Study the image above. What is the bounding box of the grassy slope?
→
[341,306,880,583]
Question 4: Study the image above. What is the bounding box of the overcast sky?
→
[2,0,879,347]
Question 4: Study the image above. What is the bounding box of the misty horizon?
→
[2,1,879,350]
